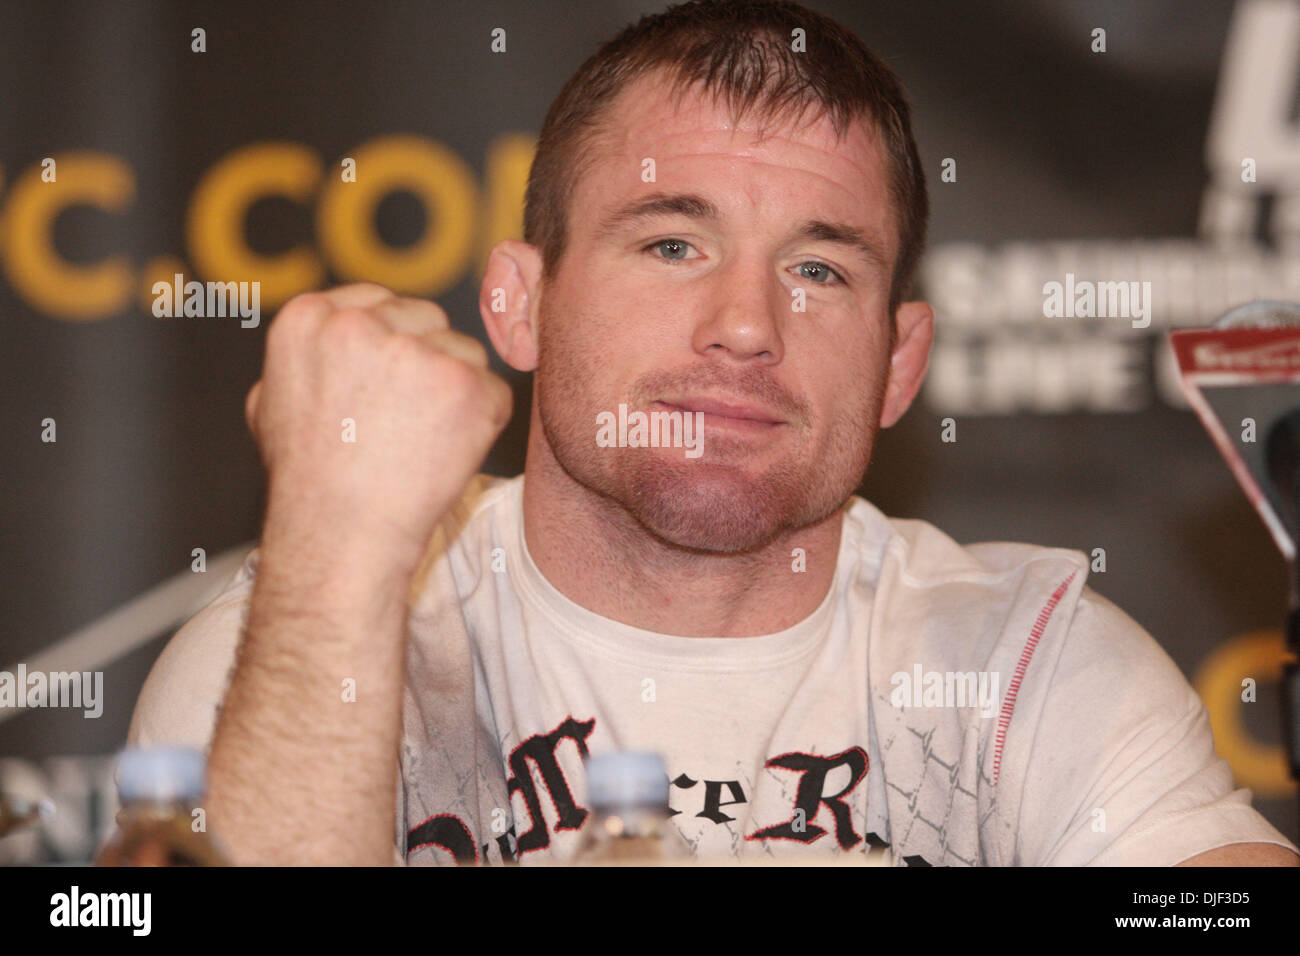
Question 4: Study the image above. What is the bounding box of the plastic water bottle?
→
[573,751,694,864]
[95,747,228,867]
[0,794,54,839]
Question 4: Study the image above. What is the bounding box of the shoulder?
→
[854,497,1089,592]
[128,473,516,749]
[127,548,259,751]
[1053,585,1189,693]
[846,497,1091,675]
[1016,586,1298,864]
[407,472,518,614]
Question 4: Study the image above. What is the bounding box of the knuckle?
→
[469,336,490,364]
[343,281,394,299]
[280,291,332,326]
[324,307,384,342]
[383,299,450,336]
[382,330,433,365]
[433,353,481,394]
[455,333,490,366]
[268,292,327,345]
[490,379,514,426]
[409,298,450,325]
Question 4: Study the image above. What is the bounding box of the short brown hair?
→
[523,0,929,317]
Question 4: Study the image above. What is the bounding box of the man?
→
[128,0,1298,866]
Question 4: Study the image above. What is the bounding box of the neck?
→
[521,404,845,637]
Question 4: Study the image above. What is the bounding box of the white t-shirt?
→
[128,473,1297,866]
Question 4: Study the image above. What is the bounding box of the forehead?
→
[576,70,894,239]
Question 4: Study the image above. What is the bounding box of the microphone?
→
[1267,406,1300,548]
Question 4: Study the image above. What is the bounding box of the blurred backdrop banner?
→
[1,0,1298,862]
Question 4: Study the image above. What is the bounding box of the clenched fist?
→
[244,283,513,572]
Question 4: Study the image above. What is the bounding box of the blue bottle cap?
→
[585,751,670,808]
[115,747,206,801]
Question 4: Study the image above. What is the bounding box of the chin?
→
[620,452,815,554]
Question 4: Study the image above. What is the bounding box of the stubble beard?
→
[535,297,880,555]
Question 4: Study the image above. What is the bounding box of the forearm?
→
[204,282,509,864]
[206,509,415,865]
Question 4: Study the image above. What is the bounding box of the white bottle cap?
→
[585,751,670,808]
[116,747,206,802]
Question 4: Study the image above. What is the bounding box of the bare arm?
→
[1178,843,1300,866]
[202,283,510,865]
[205,513,415,865]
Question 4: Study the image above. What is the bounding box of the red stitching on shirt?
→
[991,570,1078,787]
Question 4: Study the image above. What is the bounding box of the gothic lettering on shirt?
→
[405,718,907,864]
[506,715,596,858]
[746,746,869,849]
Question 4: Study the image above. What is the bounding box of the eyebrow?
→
[595,191,889,273]
[792,220,890,273]
[595,192,721,235]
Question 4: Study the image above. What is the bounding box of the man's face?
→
[535,72,900,554]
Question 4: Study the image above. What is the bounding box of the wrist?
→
[261,474,431,582]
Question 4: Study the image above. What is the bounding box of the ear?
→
[878,300,934,429]
[479,239,544,372]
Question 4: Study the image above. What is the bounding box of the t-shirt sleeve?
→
[1012,586,1298,866]
[127,547,411,865]
[126,551,255,752]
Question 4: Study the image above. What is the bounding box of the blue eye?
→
[796,261,842,284]
[648,238,692,260]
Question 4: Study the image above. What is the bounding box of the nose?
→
[690,254,786,365]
